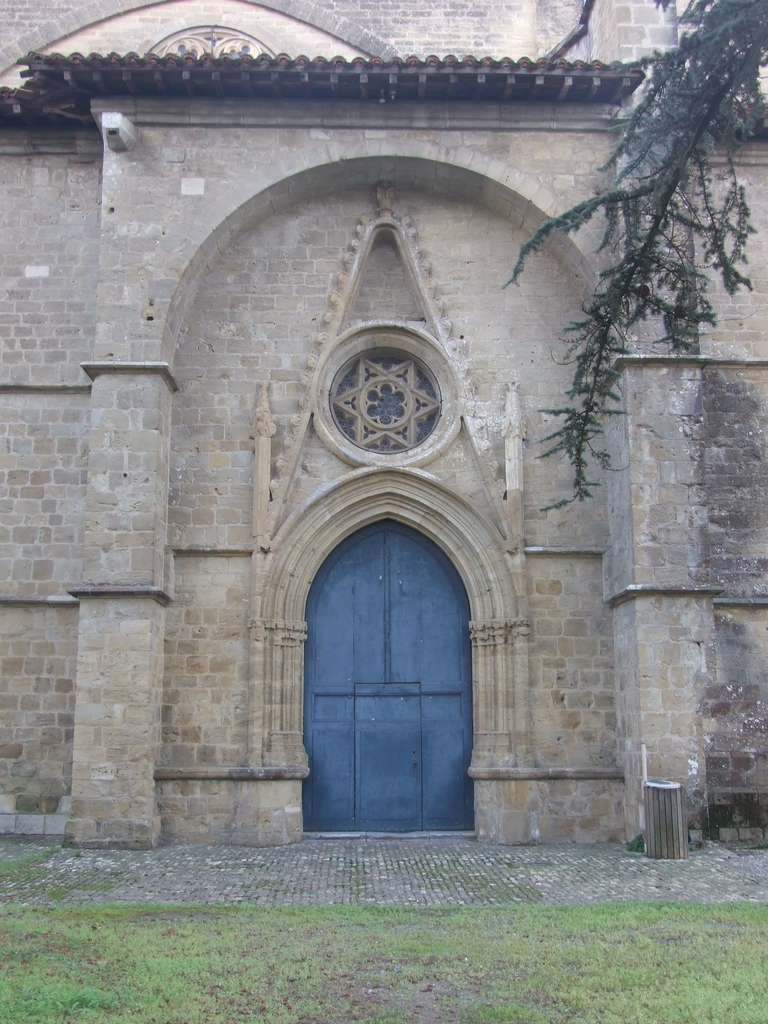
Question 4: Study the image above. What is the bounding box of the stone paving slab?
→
[1,835,767,906]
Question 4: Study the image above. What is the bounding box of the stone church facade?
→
[0,0,767,848]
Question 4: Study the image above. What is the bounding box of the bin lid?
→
[644,779,682,789]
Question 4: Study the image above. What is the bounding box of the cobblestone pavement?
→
[1,834,768,906]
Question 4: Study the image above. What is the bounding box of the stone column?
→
[607,357,715,838]
[62,116,178,847]
[251,617,309,770]
[65,367,175,848]
[469,617,539,842]
[240,616,307,845]
[468,618,532,769]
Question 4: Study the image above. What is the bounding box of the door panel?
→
[304,520,473,831]
[307,694,354,828]
[350,533,387,684]
[422,693,473,829]
[388,529,467,686]
[356,694,421,830]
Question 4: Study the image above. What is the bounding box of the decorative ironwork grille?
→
[331,352,441,453]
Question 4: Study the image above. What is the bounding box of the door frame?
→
[250,468,531,815]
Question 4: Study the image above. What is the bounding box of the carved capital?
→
[469,618,530,647]
[511,618,531,640]
[252,618,307,647]
[469,619,509,647]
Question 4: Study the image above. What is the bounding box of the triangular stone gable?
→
[265,186,463,540]
[343,226,427,327]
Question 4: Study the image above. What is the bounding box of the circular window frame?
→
[313,324,461,468]
[330,349,441,454]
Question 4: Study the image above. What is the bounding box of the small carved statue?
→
[376,180,395,215]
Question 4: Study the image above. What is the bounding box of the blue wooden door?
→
[303,520,473,831]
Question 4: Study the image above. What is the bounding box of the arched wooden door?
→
[303,520,474,831]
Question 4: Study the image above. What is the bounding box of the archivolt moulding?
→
[261,467,521,626]
[251,467,531,772]
[165,154,599,369]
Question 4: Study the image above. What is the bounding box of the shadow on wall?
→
[703,368,768,841]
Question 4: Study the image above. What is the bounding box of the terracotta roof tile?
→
[0,51,646,127]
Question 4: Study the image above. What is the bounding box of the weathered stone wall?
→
[536,0,582,53]
[704,608,768,840]
[537,778,624,841]
[0,604,78,826]
[527,555,615,770]
[0,146,95,829]
[698,155,768,839]
[475,774,625,844]
[704,157,768,361]
[0,388,87,825]
[81,103,612,369]
[0,393,88,596]
[80,373,171,589]
[156,778,302,844]
[162,554,250,768]
[703,364,768,839]
[0,154,100,385]
[704,368,768,597]
[0,1,366,87]
[66,596,166,847]
[606,359,713,834]
[582,0,678,62]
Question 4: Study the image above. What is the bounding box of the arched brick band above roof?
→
[160,150,602,367]
[0,0,393,77]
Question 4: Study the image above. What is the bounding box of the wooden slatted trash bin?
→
[644,780,688,860]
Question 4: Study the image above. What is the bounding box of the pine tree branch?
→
[511,0,768,503]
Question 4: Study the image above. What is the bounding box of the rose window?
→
[331,352,441,453]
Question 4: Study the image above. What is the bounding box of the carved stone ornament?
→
[469,619,530,647]
[267,198,461,506]
[253,380,276,439]
[150,26,275,59]
[251,618,307,647]
[376,180,395,215]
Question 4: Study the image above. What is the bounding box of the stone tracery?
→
[151,26,275,59]
[331,351,441,452]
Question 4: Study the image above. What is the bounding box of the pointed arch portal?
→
[303,520,474,831]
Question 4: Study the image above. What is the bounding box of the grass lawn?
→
[1,901,767,1023]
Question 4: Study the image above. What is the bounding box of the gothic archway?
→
[251,468,531,784]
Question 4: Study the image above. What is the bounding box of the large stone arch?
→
[0,0,392,78]
[163,149,602,367]
[252,467,531,782]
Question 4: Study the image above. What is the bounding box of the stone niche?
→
[152,181,623,846]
